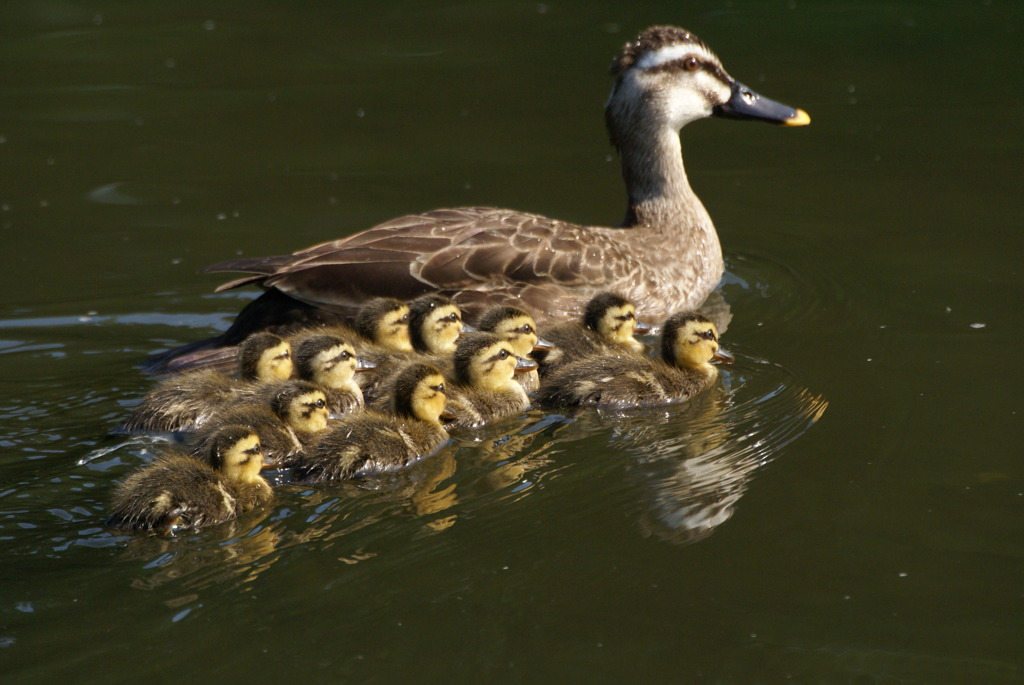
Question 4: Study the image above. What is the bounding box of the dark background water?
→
[2,1,1022,682]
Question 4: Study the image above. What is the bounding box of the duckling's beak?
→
[714,81,810,126]
[460,323,478,333]
[712,346,735,365]
[355,357,376,373]
[533,336,554,352]
[514,355,539,374]
[440,406,458,421]
[633,321,653,335]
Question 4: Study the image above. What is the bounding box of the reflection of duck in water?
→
[143,25,808,373]
[293,363,450,483]
[106,425,271,534]
[537,312,731,409]
[120,332,293,432]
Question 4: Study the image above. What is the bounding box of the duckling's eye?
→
[313,399,326,409]
[518,325,534,334]
[498,349,510,359]
[434,383,446,393]
[399,314,410,324]
[684,56,700,71]
[245,443,261,455]
[339,351,352,361]
[444,313,460,323]
[278,350,291,360]
[698,330,716,341]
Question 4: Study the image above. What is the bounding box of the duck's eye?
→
[278,350,291,360]
[399,314,410,324]
[684,56,700,72]
[519,325,534,334]
[313,398,326,409]
[339,351,351,361]
[445,313,460,323]
[434,383,446,394]
[498,349,510,359]
[245,443,261,455]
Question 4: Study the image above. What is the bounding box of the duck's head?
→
[355,297,413,352]
[270,380,329,433]
[293,334,373,389]
[453,332,537,392]
[206,424,265,486]
[476,305,551,357]
[584,292,646,352]
[238,332,293,381]
[408,294,463,354]
[661,312,733,372]
[391,362,449,425]
[606,26,809,145]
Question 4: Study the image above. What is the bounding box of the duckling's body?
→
[538,292,648,377]
[536,312,730,409]
[476,305,549,393]
[438,332,535,431]
[120,333,293,432]
[293,363,450,483]
[197,380,329,468]
[106,425,270,533]
[145,26,807,371]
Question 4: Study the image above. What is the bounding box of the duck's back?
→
[537,355,712,409]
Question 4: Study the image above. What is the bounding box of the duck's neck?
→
[618,129,711,233]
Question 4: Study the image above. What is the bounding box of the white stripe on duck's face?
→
[623,44,733,129]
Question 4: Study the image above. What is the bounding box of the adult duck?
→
[159,25,808,367]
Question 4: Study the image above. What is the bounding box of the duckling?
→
[120,332,293,433]
[538,292,649,377]
[141,25,808,373]
[536,312,732,409]
[292,363,450,483]
[441,332,537,431]
[106,425,271,534]
[291,333,374,416]
[476,304,551,392]
[197,380,329,468]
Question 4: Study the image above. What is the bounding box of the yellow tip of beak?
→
[785,108,811,126]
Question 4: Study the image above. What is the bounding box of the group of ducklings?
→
[107,292,731,534]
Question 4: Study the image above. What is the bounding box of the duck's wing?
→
[201,208,625,318]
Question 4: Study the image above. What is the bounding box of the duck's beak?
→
[633,320,653,335]
[355,357,376,373]
[714,81,810,126]
[460,322,478,334]
[712,346,735,365]
[440,406,458,421]
[533,336,554,352]
[514,355,539,374]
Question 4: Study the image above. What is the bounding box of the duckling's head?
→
[661,312,730,372]
[408,294,463,354]
[205,424,265,485]
[391,362,448,425]
[238,332,293,381]
[354,297,413,352]
[606,26,810,147]
[584,292,645,352]
[453,332,535,392]
[270,380,329,433]
[477,305,547,358]
[293,334,364,389]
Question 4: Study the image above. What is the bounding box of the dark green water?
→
[2,1,1021,682]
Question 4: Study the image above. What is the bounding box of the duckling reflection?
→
[119,332,293,433]
[106,425,271,534]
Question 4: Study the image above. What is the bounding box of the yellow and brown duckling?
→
[438,332,537,431]
[291,333,374,417]
[119,332,293,433]
[292,363,450,483]
[198,380,329,469]
[106,424,271,534]
[536,312,732,409]
[476,304,551,392]
[538,292,650,377]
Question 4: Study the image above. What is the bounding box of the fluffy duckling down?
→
[476,304,551,393]
[536,312,731,409]
[292,362,450,483]
[119,332,293,433]
[441,332,537,431]
[291,333,374,417]
[106,424,271,534]
[538,292,649,377]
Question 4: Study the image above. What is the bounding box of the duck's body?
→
[106,425,271,533]
[145,26,807,370]
[196,380,329,468]
[293,363,450,483]
[536,312,731,409]
[538,292,648,377]
[121,332,293,432]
